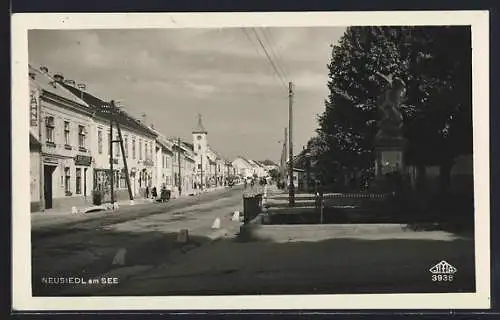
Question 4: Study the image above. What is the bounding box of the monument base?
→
[370,137,407,193]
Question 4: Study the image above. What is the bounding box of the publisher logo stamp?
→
[430,260,457,282]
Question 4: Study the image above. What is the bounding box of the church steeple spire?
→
[192,113,207,134]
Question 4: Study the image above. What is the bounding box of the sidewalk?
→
[32,186,231,216]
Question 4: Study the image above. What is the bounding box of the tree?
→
[316,26,472,192]
[268,168,280,181]
[259,159,278,166]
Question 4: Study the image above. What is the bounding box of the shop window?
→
[78,125,87,150]
[115,134,120,157]
[98,130,103,154]
[64,121,70,146]
[139,140,142,160]
[64,167,71,195]
[132,138,136,159]
[124,135,128,158]
[75,168,82,194]
[45,116,55,144]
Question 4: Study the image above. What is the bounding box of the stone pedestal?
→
[374,137,407,176]
[371,137,407,193]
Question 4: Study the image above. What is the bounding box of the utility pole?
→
[288,81,295,207]
[282,127,288,186]
[177,137,182,196]
[200,155,203,190]
[107,100,134,205]
[109,107,114,204]
[215,162,218,187]
[112,100,133,201]
[38,92,45,212]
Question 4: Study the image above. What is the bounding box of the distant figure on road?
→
[244,180,247,189]
[250,179,255,188]
[160,185,169,202]
[151,186,158,199]
[145,186,150,198]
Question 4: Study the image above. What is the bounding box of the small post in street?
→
[177,137,182,196]
[288,81,295,207]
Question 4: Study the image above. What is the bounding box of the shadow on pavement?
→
[31,226,215,296]
[33,222,476,296]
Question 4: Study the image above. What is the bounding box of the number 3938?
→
[432,274,454,282]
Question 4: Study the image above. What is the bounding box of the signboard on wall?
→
[74,155,92,166]
[30,91,38,127]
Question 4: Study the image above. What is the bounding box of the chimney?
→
[53,73,64,82]
[40,66,48,73]
[77,83,86,91]
[64,79,76,86]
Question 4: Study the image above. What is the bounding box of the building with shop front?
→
[61,77,158,202]
[29,65,95,211]
[154,133,175,192]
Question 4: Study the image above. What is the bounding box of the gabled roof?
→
[59,77,157,138]
[29,65,91,111]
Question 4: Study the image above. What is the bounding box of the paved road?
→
[32,185,249,296]
[82,230,475,297]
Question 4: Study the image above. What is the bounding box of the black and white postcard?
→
[11,11,490,311]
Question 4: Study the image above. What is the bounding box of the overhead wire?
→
[241,27,288,91]
[260,27,290,82]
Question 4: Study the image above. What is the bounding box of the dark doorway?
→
[43,165,56,209]
[84,168,87,197]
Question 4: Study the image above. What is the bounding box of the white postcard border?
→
[11,11,490,311]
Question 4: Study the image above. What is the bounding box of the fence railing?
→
[243,193,263,224]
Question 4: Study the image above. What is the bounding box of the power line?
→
[251,28,288,90]
[242,27,287,91]
[261,27,289,81]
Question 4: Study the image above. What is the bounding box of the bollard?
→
[176,229,189,244]
[129,200,135,206]
[112,248,127,265]
[212,217,221,229]
[71,206,78,214]
[232,211,240,221]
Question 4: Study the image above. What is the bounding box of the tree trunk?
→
[439,159,453,196]
[416,164,426,192]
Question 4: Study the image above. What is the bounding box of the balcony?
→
[46,141,56,148]
[79,146,87,152]
[64,144,72,150]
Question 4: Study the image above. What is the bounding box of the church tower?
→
[193,114,208,187]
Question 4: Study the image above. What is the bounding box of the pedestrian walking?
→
[145,186,150,198]
[160,185,168,202]
[151,186,158,199]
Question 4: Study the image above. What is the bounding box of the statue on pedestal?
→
[371,72,408,192]
[374,72,406,141]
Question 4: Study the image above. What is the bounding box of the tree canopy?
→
[312,26,472,185]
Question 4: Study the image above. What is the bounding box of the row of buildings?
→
[29,65,240,212]
[231,157,278,180]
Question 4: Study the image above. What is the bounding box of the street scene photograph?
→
[21,16,484,303]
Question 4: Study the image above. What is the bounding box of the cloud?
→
[28,26,346,161]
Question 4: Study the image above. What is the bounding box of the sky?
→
[28,27,346,162]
